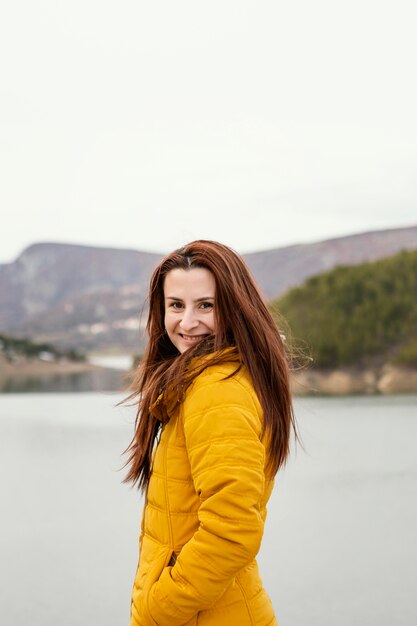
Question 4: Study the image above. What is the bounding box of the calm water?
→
[0,368,126,393]
[1,393,416,626]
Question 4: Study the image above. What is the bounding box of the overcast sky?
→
[1,1,416,263]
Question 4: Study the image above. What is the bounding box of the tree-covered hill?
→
[272,249,417,368]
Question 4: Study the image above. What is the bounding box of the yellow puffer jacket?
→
[131,354,277,626]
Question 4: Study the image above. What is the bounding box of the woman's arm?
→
[148,376,266,625]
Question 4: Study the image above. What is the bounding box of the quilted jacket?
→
[130,351,277,626]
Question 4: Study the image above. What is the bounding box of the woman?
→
[124,240,296,626]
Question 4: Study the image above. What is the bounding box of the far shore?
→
[0,353,127,393]
[0,354,103,379]
[1,353,416,395]
[291,363,417,395]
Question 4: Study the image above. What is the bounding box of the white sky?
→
[1,0,416,263]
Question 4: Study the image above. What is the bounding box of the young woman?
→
[124,240,296,626]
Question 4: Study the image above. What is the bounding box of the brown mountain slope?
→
[244,225,417,298]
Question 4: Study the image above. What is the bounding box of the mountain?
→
[1,226,417,352]
[0,243,161,351]
[246,224,417,298]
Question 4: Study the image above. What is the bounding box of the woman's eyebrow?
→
[165,296,214,302]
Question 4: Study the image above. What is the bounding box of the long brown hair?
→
[123,240,296,490]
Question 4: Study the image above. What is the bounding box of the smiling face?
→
[163,267,217,353]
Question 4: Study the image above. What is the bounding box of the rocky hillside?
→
[0,243,161,352]
[1,226,416,352]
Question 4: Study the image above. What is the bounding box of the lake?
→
[0,393,416,625]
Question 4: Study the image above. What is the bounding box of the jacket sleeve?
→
[148,376,267,625]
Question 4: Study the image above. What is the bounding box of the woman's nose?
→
[179,308,199,331]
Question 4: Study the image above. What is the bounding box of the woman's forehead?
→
[164,267,216,298]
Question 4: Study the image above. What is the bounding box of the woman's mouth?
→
[179,334,207,343]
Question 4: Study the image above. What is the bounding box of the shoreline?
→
[0,354,104,379]
[291,363,417,395]
[1,354,416,395]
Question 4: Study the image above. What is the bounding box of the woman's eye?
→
[199,302,213,310]
[170,302,183,309]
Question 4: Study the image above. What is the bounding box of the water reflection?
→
[0,368,127,393]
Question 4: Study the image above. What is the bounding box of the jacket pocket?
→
[131,535,172,626]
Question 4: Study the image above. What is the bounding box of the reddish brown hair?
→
[123,240,296,490]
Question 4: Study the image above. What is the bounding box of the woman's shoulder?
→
[185,356,261,416]
[196,359,247,385]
